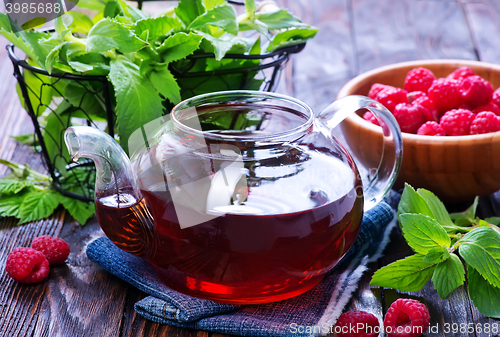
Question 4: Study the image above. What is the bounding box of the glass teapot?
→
[64,91,402,304]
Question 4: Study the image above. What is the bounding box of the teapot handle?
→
[317,95,403,211]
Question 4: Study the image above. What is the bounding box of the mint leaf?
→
[158,32,203,64]
[108,56,164,154]
[87,18,148,53]
[23,60,54,116]
[266,27,318,52]
[149,67,181,104]
[450,196,479,226]
[0,192,29,218]
[57,194,95,225]
[45,42,68,74]
[485,217,500,226]
[431,253,465,298]
[398,183,433,218]
[258,9,308,30]
[204,0,224,10]
[133,16,182,42]
[370,254,437,292]
[0,179,32,194]
[458,227,500,288]
[44,101,73,175]
[188,4,238,35]
[175,0,206,26]
[64,82,107,119]
[417,188,454,227]
[468,265,500,318]
[68,11,95,35]
[423,246,450,264]
[195,32,248,60]
[245,0,256,16]
[399,213,451,254]
[19,190,60,224]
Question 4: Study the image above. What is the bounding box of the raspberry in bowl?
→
[338,59,500,202]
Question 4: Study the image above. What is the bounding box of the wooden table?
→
[1,0,500,336]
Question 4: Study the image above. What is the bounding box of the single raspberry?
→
[335,310,379,337]
[407,91,426,104]
[384,299,430,337]
[413,96,439,121]
[5,247,49,283]
[404,67,436,93]
[31,235,70,265]
[363,111,380,126]
[493,88,500,107]
[417,121,446,136]
[473,102,500,116]
[447,66,475,81]
[375,87,408,113]
[368,83,392,99]
[469,111,500,135]
[460,75,494,109]
[439,109,475,136]
[393,103,426,134]
[428,78,462,113]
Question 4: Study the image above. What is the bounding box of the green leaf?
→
[195,31,247,60]
[258,9,308,30]
[67,11,95,35]
[245,0,256,16]
[188,4,238,35]
[133,16,182,42]
[87,18,148,53]
[64,82,107,119]
[485,217,500,226]
[11,133,37,146]
[76,0,106,11]
[108,56,164,155]
[0,192,29,218]
[43,101,73,175]
[431,253,465,298]
[203,0,224,10]
[458,227,500,288]
[45,42,68,74]
[23,60,54,116]
[423,246,450,264]
[266,27,318,52]
[157,32,203,64]
[450,196,479,225]
[399,213,451,254]
[371,254,437,292]
[149,67,181,104]
[468,265,500,318]
[57,194,95,225]
[104,0,121,18]
[398,183,433,219]
[0,179,32,194]
[19,190,61,224]
[417,188,454,227]
[175,0,206,26]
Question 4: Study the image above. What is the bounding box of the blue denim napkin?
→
[86,201,396,337]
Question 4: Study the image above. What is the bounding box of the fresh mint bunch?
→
[0,159,95,225]
[371,183,500,318]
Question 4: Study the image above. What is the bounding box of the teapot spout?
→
[65,126,156,258]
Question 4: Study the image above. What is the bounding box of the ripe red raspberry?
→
[460,75,494,109]
[493,88,500,107]
[5,247,49,283]
[31,235,70,265]
[469,111,500,135]
[439,109,475,136]
[407,91,426,104]
[384,299,430,337]
[368,83,391,99]
[404,67,436,93]
[335,310,379,337]
[363,111,379,126]
[413,96,439,121]
[375,87,408,113]
[473,102,500,116]
[447,66,475,81]
[417,121,446,136]
[428,78,462,113]
[393,103,426,134]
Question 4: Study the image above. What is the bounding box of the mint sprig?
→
[0,159,95,225]
[371,183,500,318]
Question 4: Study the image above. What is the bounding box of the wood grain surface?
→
[1,0,500,336]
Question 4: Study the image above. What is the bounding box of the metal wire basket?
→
[7,42,305,202]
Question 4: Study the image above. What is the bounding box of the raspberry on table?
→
[460,75,494,109]
[407,91,426,104]
[383,299,430,337]
[473,102,500,116]
[446,66,475,81]
[404,67,436,93]
[368,83,392,99]
[363,111,380,126]
[335,310,379,337]
[31,235,70,265]
[5,247,49,283]
[440,109,475,136]
[375,87,408,113]
[428,78,462,114]
[417,121,446,136]
[469,111,500,135]
[393,103,426,134]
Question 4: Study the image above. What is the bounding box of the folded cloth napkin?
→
[87,201,396,337]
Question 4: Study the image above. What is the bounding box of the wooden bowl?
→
[338,59,500,202]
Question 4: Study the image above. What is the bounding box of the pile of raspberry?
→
[4,235,70,284]
[365,66,500,136]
